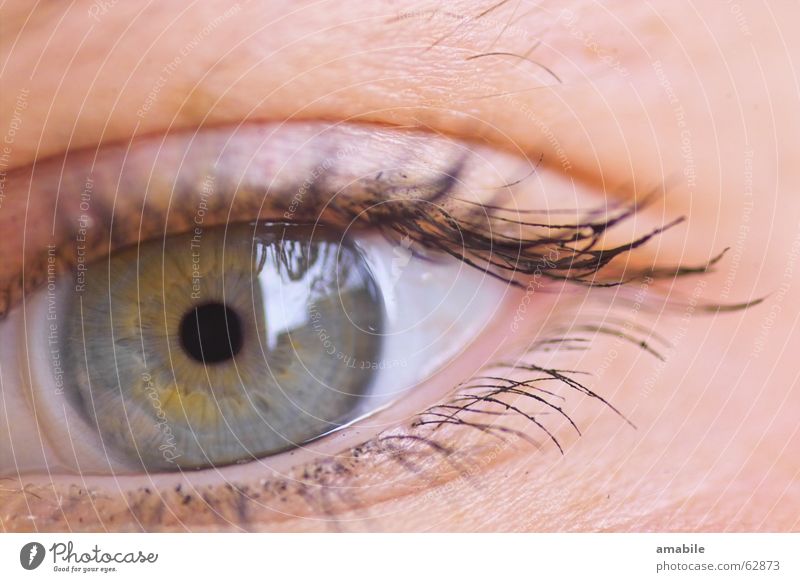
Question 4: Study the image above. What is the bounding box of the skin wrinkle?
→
[1,0,799,532]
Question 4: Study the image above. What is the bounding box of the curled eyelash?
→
[0,145,720,320]
[409,327,648,458]
[315,165,726,290]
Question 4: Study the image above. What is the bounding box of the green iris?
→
[62,223,383,470]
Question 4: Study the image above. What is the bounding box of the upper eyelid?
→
[0,120,703,322]
[0,121,528,316]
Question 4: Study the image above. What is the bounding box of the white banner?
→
[0,533,797,581]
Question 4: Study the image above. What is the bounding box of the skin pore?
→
[1,0,799,531]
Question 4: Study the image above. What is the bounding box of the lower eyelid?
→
[5,286,678,530]
[3,285,651,532]
[0,260,523,530]
[9,283,525,474]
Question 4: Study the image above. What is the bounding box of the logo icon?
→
[20,542,46,570]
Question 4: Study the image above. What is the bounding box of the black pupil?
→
[179,302,243,364]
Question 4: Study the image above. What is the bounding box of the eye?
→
[0,115,722,536]
[1,122,529,477]
[24,220,502,472]
[2,120,694,515]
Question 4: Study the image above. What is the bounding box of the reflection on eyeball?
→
[17,221,504,474]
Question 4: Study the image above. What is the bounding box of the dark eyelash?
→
[0,146,722,321]
[410,329,647,456]
[315,165,725,289]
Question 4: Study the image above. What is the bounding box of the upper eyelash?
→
[0,154,694,319]
[269,160,728,290]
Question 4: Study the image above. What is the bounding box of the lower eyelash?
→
[412,325,648,455]
[0,299,724,532]
[262,282,753,525]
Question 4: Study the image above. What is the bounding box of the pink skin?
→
[0,0,798,531]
